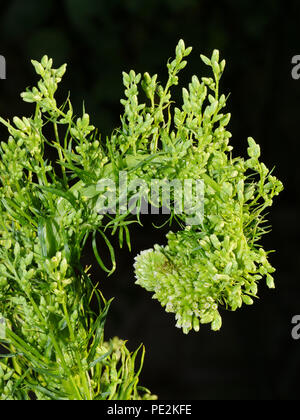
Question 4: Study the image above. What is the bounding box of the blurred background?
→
[0,0,299,400]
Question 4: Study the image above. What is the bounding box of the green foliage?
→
[0,40,282,399]
[0,55,155,401]
[134,46,283,334]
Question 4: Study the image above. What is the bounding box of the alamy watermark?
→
[0,316,6,339]
[291,55,300,80]
[291,315,300,340]
[93,172,204,226]
[0,55,6,80]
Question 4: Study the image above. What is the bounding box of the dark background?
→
[0,0,299,400]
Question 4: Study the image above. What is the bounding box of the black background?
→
[0,0,299,400]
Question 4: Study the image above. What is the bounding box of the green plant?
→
[0,40,283,400]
